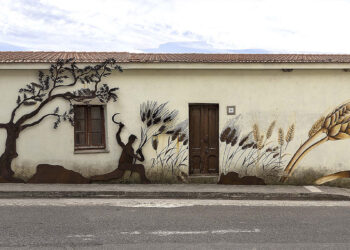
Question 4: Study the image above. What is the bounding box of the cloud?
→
[143,41,270,53]
[0,0,350,53]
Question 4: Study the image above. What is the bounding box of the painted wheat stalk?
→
[151,120,189,174]
[314,171,350,185]
[138,101,178,150]
[220,116,242,173]
[266,120,276,139]
[281,101,350,183]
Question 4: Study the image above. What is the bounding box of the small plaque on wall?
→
[227,106,236,115]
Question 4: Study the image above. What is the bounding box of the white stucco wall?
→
[1,64,350,184]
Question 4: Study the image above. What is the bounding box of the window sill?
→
[74,149,110,154]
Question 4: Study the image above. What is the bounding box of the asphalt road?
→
[0,199,350,249]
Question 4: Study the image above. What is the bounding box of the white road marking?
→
[304,186,322,193]
[149,230,208,236]
[211,228,260,234]
[121,228,261,236]
[67,234,95,241]
[120,231,141,235]
[67,235,95,238]
[0,199,349,207]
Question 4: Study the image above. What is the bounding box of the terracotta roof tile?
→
[1,51,350,63]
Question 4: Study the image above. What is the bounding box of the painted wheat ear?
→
[257,135,265,150]
[226,129,236,145]
[278,128,284,146]
[285,124,295,143]
[239,134,249,147]
[220,127,231,142]
[178,133,186,142]
[183,139,188,145]
[266,120,276,139]
[253,123,260,142]
[322,103,350,140]
[158,125,166,134]
[309,116,325,138]
[242,142,254,150]
[152,136,159,150]
[231,136,238,147]
[281,102,350,183]
[171,129,181,141]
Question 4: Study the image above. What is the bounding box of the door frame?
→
[188,103,219,175]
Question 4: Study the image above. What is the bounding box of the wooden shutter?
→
[74,105,106,150]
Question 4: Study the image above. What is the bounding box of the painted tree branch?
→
[15,92,78,127]
[13,59,119,127]
[20,113,60,131]
[0,58,121,181]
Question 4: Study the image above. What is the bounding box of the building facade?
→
[1,52,350,186]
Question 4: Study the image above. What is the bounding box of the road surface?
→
[0,199,349,249]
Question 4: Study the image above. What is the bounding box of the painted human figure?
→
[90,123,151,183]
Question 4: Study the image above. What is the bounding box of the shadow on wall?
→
[27,164,89,184]
[218,172,265,185]
[0,164,90,184]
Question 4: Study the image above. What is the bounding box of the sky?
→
[1,0,350,53]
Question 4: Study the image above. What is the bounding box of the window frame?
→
[73,105,106,151]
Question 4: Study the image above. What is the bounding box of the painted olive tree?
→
[0,58,121,182]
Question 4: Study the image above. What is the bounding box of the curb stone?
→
[0,191,348,200]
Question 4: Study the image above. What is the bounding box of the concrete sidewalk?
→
[0,184,349,200]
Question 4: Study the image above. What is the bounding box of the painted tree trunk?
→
[0,126,20,181]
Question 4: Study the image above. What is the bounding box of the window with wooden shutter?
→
[74,105,106,150]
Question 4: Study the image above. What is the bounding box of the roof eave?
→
[1,62,350,70]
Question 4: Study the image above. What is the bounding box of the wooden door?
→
[189,104,219,174]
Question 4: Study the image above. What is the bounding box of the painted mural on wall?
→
[3,59,350,185]
[137,101,179,152]
[102,98,350,185]
[136,101,189,183]
[90,101,189,183]
[281,101,350,185]
[151,119,189,183]
[0,58,121,183]
[90,119,151,184]
[218,100,350,186]
[217,114,296,185]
